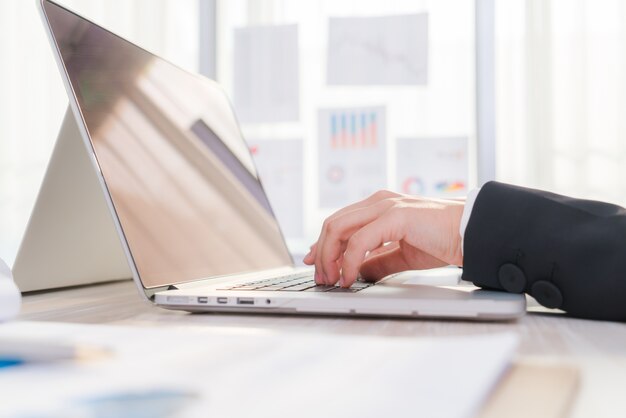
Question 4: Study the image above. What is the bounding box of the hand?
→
[303,190,465,288]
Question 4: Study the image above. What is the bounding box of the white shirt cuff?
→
[459,188,481,254]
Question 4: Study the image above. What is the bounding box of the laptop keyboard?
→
[218,271,374,293]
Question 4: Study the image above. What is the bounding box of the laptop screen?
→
[42,0,293,288]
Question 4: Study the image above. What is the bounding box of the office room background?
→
[1,0,625,266]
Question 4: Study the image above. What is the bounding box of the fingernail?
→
[338,277,345,287]
[314,271,320,283]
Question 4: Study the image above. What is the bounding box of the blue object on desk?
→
[0,358,23,369]
[79,389,197,418]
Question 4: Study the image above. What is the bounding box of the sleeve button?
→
[498,263,527,293]
[531,281,563,309]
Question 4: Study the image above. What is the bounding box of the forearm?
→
[462,181,626,321]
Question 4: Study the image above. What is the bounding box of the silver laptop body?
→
[36,0,525,320]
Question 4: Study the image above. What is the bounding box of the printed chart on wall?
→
[327,14,428,85]
[318,107,386,208]
[248,139,304,239]
[396,137,468,198]
[233,24,299,123]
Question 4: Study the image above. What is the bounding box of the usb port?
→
[217,297,228,304]
[197,297,208,304]
[237,297,254,305]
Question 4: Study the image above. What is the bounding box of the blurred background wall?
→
[1,0,626,265]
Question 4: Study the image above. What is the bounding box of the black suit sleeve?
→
[462,181,626,321]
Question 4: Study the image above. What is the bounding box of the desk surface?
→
[18,280,626,418]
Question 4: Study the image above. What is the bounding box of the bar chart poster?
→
[318,107,387,208]
[396,137,468,198]
[248,139,304,239]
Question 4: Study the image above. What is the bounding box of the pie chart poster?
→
[318,107,387,208]
[396,137,468,198]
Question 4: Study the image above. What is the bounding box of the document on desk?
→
[0,322,518,418]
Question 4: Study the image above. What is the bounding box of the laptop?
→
[35,0,525,320]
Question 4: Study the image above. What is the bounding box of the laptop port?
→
[217,297,228,304]
[237,297,254,305]
[197,297,208,304]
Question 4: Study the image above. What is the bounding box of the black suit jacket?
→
[462,181,626,321]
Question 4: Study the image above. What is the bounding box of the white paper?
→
[0,321,518,418]
[0,257,20,322]
[233,24,299,123]
[327,14,428,85]
[396,137,469,198]
[248,139,304,238]
[318,107,387,208]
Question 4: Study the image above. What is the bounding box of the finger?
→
[303,243,317,265]
[358,246,411,281]
[340,212,406,287]
[306,245,326,285]
[320,199,396,285]
[314,190,401,283]
[336,253,344,279]
[359,246,447,281]
[307,243,323,284]
[324,190,403,226]
[303,245,325,284]
[364,241,400,259]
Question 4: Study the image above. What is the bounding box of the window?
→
[495,0,626,205]
[0,0,200,265]
[214,0,477,255]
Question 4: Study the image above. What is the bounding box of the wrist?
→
[446,203,464,266]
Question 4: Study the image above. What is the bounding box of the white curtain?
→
[0,0,199,265]
[495,0,626,206]
[5,0,625,264]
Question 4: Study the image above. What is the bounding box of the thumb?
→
[359,246,410,281]
[359,245,447,281]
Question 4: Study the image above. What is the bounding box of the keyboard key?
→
[328,287,358,293]
[303,286,335,292]
[351,283,372,289]
[254,284,297,291]
[281,282,318,291]
[218,272,373,293]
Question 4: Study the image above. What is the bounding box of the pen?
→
[0,337,111,363]
[0,359,23,369]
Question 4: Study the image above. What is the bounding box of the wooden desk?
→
[18,280,626,418]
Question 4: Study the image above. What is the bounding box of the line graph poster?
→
[248,139,304,238]
[396,137,468,198]
[327,14,428,85]
[318,107,387,208]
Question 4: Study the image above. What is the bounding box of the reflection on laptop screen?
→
[42,0,293,288]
